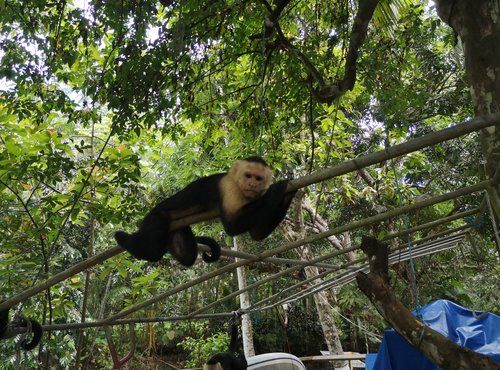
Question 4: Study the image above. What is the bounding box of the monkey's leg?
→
[115,211,169,262]
[167,227,199,266]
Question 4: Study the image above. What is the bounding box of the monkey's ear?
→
[228,160,244,177]
[167,228,198,266]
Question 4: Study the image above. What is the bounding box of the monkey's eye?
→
[245,172,264,181]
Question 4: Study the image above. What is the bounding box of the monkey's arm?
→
[248,181,296,240]
[222,180,295,238]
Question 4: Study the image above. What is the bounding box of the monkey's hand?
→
[264,180,296,207]
[249,180,296,240]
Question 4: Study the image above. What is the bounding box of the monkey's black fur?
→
[21,319,42,350]
[0,309,7,339]
[115,157,295,266]
[197,236,222,263]
[204,322,247,370]
[0,308,43,350]
[204,352,248,370]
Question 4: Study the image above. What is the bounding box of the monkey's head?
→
[230,156,273,200]
[203,362,223,370]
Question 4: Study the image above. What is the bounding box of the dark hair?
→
[243,156,268,166]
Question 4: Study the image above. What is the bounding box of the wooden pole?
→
[0,180,489,313]
[42,312,236,332]
[188,183,487,317]
[255,229,469,311]
[0,246,122,312]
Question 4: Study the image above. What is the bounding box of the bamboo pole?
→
[42,312,236,332]
[258,229,469,311]
[1,113,498,312]
[193,212,472,316]
[251,228,469,311]
[0,246,122,312]
[288,112,500,191]
[39,225,475,333]
[0,180,488,314]
[186,184,485,317]
[382,208,478,241]
[121,182,488,320]
[251,221,474,311]
[198,244,338,269]
[35,226,475,330]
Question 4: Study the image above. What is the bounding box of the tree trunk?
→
[232,237,256,357]
[282,192,348,370]
[302,248,349,370]
[356,237,500,370]
[435,0,500,178]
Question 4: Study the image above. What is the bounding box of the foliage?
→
[178,327,230,368]
[0,0,497,367]
[252,306,325,356]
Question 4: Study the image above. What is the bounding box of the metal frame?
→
[0,114,498,331]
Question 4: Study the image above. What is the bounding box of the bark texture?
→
[281,192,348,370]
[436,0,500,178]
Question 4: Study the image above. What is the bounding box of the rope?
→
[329,305,382,342]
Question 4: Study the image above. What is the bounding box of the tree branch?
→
[274,0,380,104]
[356,237,500,370]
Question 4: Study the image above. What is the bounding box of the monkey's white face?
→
[236,161,272,199]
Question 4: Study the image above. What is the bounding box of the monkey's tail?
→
[197,236,221,263]
[21,319,43,350]
[228,321,239,353]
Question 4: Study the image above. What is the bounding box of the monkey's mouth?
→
[244,189,260,198]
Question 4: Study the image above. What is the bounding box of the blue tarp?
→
[372,299,500,370]
[365,353,377,370]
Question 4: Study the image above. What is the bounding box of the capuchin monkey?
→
[115,156,296,266]
[0,308,43,350]
[204,322,247,370]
